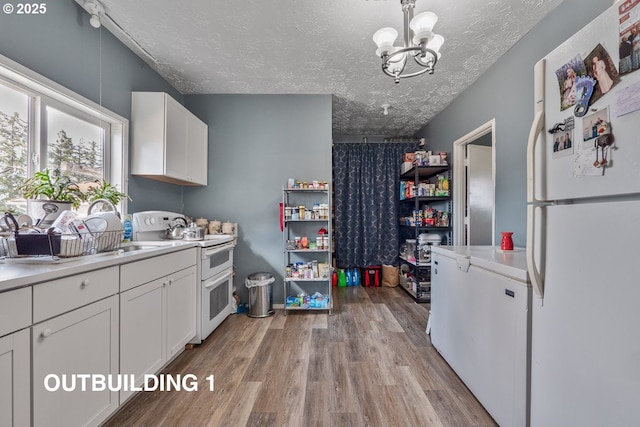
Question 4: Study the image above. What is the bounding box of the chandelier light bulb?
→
[373,27,398,57]
[387,48,407,70]
[410,11,438,35]
[426,34,445,54]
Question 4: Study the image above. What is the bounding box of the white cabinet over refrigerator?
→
[527,2,640,425]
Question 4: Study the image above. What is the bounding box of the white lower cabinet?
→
[120,259,196,403]
[0,328,30,427]
[119,278,165,404]
[0,247,198,425]
[166,266,197,359]
[32,295,119,427]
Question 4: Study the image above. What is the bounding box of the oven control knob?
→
[150,217,156,225]
[144,217,151,225]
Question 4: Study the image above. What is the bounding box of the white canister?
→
[222,221,235,235]
[208,220,221,234]
[195,217,209,234]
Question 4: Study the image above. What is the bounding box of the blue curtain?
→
[333,142,417,268]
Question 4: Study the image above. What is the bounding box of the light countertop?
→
[431,245,529,283]
[0,241,196,293]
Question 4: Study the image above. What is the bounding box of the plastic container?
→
[338,269,346,287]
[353,268,360,286]
[122,214,133,242]
[363,265,382,287]
[405,239,417,260]
[245,273,275,317]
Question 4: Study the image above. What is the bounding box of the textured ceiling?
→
[89,0,563,137]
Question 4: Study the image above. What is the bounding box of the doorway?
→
[453,120,496,246]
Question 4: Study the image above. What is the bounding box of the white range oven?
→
[131,211,235,344]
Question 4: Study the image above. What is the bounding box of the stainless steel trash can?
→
[245,272,275,318]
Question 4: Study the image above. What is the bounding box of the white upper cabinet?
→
[131,92,208,186]
[186,112,208,186]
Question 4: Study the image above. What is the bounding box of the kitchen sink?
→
[115,244,158,253]
[114,240,193,255]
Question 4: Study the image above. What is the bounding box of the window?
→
[0,53,128,215]
[46,105,109,189]
[0,82,29,213]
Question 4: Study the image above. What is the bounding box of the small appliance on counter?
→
[183,223,205,241]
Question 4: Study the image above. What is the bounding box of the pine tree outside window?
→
[0,82,29,213]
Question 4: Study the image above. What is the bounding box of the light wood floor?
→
[104,286,497,427]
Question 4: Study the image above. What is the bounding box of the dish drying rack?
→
[0,230,123,260]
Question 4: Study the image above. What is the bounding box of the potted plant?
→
[84,179,131,206]
[19,169,86,226]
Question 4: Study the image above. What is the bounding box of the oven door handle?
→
[204,270,233,289]
[203,243,234,258]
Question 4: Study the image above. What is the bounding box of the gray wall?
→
[0,0,185,212]
[415,0,610,247]
[183,94,333,303]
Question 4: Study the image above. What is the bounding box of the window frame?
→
[0,52,129,214]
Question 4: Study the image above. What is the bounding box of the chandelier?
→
[372,0,444,83]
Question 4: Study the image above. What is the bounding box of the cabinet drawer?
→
[0,287,32,337]
[120,248,197,292]
[33,266,119,323]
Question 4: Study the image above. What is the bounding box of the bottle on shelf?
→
[332,270,338,287]
[346,268,353,286]
[338,269,346,287]
[353,268,360,286]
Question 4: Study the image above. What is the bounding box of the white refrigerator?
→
[527,3,640,426]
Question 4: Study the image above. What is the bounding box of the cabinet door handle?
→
[163,280,168,287]
[81,279,90,287]
[434,261,439,265]
[41,328,52,338]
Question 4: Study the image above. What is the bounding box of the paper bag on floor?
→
[382,264,399,287]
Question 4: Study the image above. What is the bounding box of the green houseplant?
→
[84,179,131,206]
[19,169,86,226]
[19,169,86,209]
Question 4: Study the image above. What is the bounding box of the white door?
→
[466,144,494,246]
[531,201,640,426]
[32,296,119,427]
[453,119,495,246]
[186,113,208,185]
[0,329,30,427]
[166,266,197,360]
[120,278,165,404]
[164,95,188,180]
